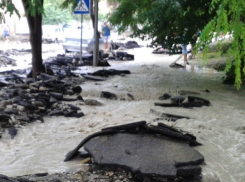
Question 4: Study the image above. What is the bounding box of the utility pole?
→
[80,14,83,63]
[93,0,99,66]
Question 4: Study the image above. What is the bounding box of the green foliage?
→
[43,0,74,25]
[59,0,91,24]
[98,12,106,21]
[60,0,78,11]
[0,0,20,22]
[108,0,215,51]
[198,0,245,89]
[109,0,245,88]
[24,0,44,17]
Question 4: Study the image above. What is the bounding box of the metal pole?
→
[93,0,99,66]
[80,14,83,62]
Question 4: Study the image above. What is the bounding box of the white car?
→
[42,25,65,43]
[62,26,105,53]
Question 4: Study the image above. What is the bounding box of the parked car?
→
[62,27,105,53]
[42,25,65,43]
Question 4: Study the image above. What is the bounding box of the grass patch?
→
[191,41,233,71]
[195,51,221,60]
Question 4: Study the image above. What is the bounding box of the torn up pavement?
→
[64,121,204,181]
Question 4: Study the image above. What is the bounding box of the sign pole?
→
[93,0,99,66]
[80,14,83,62]
[74,0,90,62]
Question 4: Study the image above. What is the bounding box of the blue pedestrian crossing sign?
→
[74,0,90,14]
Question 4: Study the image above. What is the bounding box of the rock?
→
[0,100,12,108]
[91,69,131,77]
[158,93,171,100]
[77,95,84,101]
[155,95,211,108]
[170,96,186,104]
[84,99,103,106]
[154,103,180,107]
[178,90,201,95]
[31,101,45,107]
[13,83,29,89]
[4,108,18,115]
[8,127,17,139]
[101,91,118,100]
[187,96,211,106]
[67,104,81,111]
[18,101,38,110]
[66,164,90,173]
[49,92,63,100]
[72,85,82,94]
[16,105,26,112]
[150,109,190,121]
[150,123,200,146]
[106,171,114,177]
[127,93,134,100]
[48,110,64,116]
[0,174,19,182]
[82,74,106,81]
[101,121,146,132]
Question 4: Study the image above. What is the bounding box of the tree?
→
[21,0,44,78]
[108,0,245,88]
[107,0,215,49]
[1,0,78,78]
[1,0,100,77]
[1,1,43,78]
[197,0,245,89]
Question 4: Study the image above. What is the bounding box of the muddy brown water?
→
[0,43,245,182]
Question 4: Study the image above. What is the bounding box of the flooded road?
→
[0,45,245,182]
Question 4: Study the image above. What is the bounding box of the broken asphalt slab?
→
[84,133,204,179]
[64,121,204,180]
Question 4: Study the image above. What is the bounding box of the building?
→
[0,0,28,39]
[0,0,116,40]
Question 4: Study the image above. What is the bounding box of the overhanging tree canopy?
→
[198,0,245,89]
[108,0,215,48]
[108,0,245,88]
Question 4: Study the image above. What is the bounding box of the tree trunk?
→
[21,0,44,78]
[90,0,94,28]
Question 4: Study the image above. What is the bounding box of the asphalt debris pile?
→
[0,49,33,67]
[0,167,135,182]
[0,69,85,139]
[155,95,211,108]
[81,69,131,82]
[45,53,110,68]
[149,91,211,122]
[0,64,132,139]
[89,69,131,77]
[4,49,32,56]
[150,109,191,122]
[110,40,142,50]
[64,121,204,181]
[0,55,17,67]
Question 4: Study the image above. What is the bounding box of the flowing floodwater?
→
[0,44,245,182]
